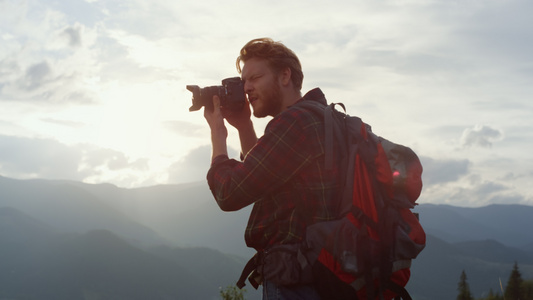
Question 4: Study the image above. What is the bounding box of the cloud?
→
[0,2,99,105]
[168,145,239,184]
[419,156,533,207]
[21,61,54,91]
[40,118,85,128]
[167,145,212,184]
[420,156,470,186]
[460,125,503,148]
[61,25,82,47]
[163,120,206,137]
[0,134,148,184]
[0,58,20,83]
[1,57,95,104]
[420,171,530,207]
[0,0,531,208]
[446,178,527,207]
[454,1,533,67]
[0,134,86,180]
[81,147,149,172]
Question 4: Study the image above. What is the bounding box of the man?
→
[203,38,344,300]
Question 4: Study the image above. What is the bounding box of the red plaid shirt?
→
[207,88,343,251]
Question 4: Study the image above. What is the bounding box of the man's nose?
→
[244,81,252,93]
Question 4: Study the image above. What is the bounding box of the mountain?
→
[0,207,247,299]
[409,203,533,299]
[455,239,533,264]
[407,234,533,300]
[0,176,253,256]
[415,203,533,249]
[147,245,261,299]
[74,180,255,256]
[2,206,532,300]
[4,175,532,256]
[0,176,166,246]
[2,175,533,299]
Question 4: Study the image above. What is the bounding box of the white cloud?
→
[167,145,212,184]
[163,120,206,138]
[420,156,470,186]
[167,145,239,184]
[0,134,151,186]
[60,25,83,47]
[446,177,528,207]
[0,135,85,180]
[460,125,504,148]
[0,0,531,207]
[0,2,100,105]
[420,170,531,208]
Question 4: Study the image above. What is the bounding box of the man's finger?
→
[213,95,221,112]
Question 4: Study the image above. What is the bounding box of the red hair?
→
[236,38,303,90]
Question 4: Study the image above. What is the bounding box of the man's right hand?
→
[221,98,252,131]
[204,96,228,161]
[221,98,258,157]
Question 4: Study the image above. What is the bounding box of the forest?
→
[457,263,533,300]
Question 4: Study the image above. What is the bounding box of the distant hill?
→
[0,175,253,256]
[415,203,533,250]
[407,234,533,300]
[1,175,533,299]
[0,207,252,300]
[0,176,166,246]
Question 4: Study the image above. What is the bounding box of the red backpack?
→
[299,101,426,300]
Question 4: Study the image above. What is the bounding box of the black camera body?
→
[186,77,246,112]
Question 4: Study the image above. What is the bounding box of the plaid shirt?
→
[207,88,343,251]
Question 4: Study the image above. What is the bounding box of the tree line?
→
[457,262,533,300]
[221,262,533,300]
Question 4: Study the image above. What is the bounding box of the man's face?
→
[241,58,283,118]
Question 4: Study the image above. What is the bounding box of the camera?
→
[186,77,246,112]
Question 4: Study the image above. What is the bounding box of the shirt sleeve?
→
[206,107,324,212]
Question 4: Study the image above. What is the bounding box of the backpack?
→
[298,100,426,300]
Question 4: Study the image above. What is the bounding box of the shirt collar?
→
[299,88,327,106]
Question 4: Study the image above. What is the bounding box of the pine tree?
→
[484,288,504,300]
[457,270,474,300]
[505,262,524,300]
[522,279,533,300]
[487,289,496,300]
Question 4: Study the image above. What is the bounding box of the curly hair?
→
[236,38,303,90]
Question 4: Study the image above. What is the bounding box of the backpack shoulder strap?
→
[291,100,334,170]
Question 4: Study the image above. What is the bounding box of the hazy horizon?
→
[1,0,532,208]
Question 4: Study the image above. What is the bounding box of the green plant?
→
[220,285,246,300]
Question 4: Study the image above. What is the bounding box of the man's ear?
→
[279,67,292,86]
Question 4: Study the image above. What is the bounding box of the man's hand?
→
[221,98,252,131]
[204,96,258,159]
[204,96,228,161]
[222,99,258,156]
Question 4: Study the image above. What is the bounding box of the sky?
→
[0,0,532,207]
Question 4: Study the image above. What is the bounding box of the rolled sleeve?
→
[206,105,324,213]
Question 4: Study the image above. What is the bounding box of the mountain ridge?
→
[0,207,245,299]
[1,175,532,299]
[415,203,533,249]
